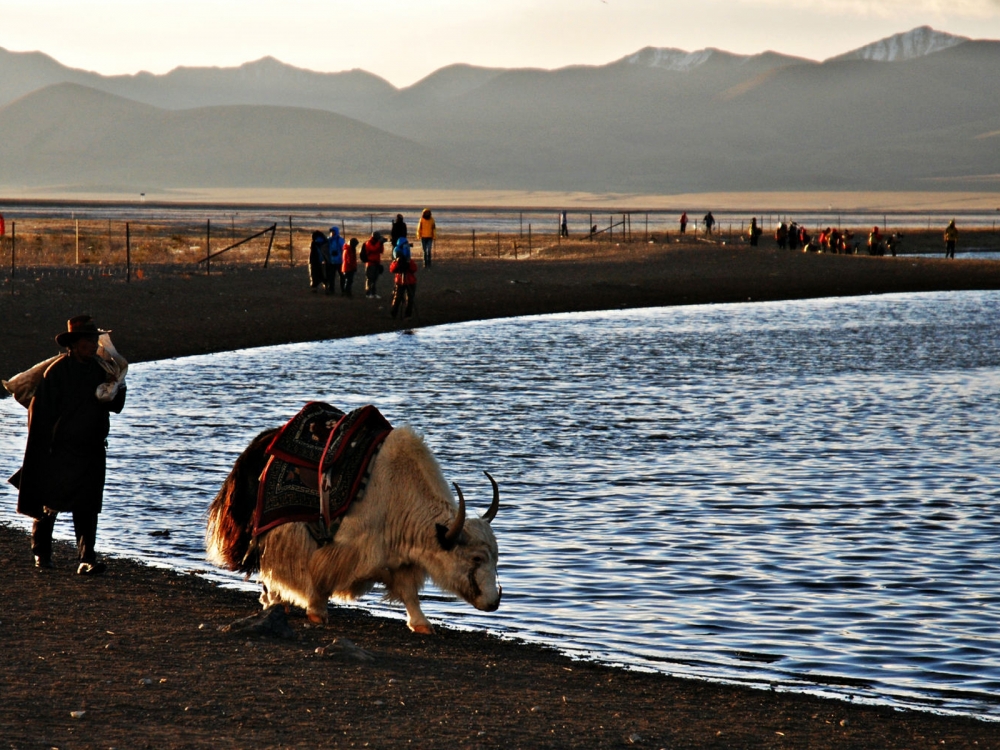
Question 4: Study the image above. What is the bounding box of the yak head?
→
[432,472,502,613]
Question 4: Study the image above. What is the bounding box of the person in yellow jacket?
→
[416,208,436,268]
[944,220,958,259]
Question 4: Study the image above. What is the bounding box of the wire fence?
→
[1,206,998,289]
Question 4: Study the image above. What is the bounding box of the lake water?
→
[3,291,1000,720]
[9,202,1000,235]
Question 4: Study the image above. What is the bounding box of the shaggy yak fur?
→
[206,425,500,633]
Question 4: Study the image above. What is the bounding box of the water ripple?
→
[2,290,1000,719]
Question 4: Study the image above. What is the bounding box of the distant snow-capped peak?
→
[830,26,968,63]
[622,47,739,72]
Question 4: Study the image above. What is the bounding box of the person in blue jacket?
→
[325,226,344,295]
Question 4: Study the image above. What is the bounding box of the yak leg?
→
[302,554,332,623]
[259,584,283,610]
[385,566,433,634]
[259,525,328,623]
[308,543,364,624]
[399,590,433,634]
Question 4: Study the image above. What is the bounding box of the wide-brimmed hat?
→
[55,315,110,347]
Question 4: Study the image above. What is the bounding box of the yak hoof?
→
[307,611,328,624]
[408,622,434,635]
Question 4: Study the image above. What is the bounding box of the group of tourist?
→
[307,209,436,318]
[774,222,906,255]
[681,212,959,257]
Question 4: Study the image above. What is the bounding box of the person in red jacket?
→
[361,232,386,299]
[389,237,417,319]
[341,238,359,297]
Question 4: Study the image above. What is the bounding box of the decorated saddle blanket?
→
[253,402,393,537]
[265,401,345,467]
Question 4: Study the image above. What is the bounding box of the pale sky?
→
[2,0,999,87]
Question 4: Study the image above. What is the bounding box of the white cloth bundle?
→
[2,355,63,408]
[95,333,128,402]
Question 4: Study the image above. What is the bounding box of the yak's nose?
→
[484,585,502,612]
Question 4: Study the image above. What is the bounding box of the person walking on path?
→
[417,208,436,268]
[560,211,569,238]
[390,237,418,318]
[775,222,788,250]
[361,231,386,299]
[341,238,359,297]
[680,212,688,234]
[749,218,762,247]
[868,226,883,256]
[703,212,715,236]
[325,226,344,295]
[13,316,127,575]
[944,220,958,259]
[308,230,327,292]
[390,214,408,248]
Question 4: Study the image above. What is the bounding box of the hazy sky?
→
[2,0,1000,87]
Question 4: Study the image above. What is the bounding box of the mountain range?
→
[0,26,997,196]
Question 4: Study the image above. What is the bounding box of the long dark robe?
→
[16,354,126,519]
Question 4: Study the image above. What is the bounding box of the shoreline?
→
[3,244,1000,747]
[4,241,1000,374]
[1,522,997,749]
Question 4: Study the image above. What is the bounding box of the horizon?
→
[2,1,1000,87]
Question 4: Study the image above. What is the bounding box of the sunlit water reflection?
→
[3,291,1000,719]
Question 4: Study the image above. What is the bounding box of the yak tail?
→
[206,427,278,574]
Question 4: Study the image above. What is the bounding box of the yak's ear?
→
[436,523,458,551]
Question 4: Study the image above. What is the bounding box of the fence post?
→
[10,221,15,290]
[206,219,211,276]
[288,216,294,265]
[528,224,532,257]
[75,219,80,265]
[496,232,500,259]
[264,224,276,268]
[472,229,476,259]
[126,223,131,283]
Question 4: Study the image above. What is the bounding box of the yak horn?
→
[482,471,500,522]
[444,482,467,544]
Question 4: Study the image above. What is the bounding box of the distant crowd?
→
[679,211,960,257]
[307,209,437,319]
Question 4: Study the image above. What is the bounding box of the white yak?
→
[207,425,501,633]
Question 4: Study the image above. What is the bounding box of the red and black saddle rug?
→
[253,402,393,537]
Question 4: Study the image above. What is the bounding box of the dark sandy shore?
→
[3,240,1000,748]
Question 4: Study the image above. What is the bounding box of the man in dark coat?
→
[15,315,127,575]
[390,214,407,247]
